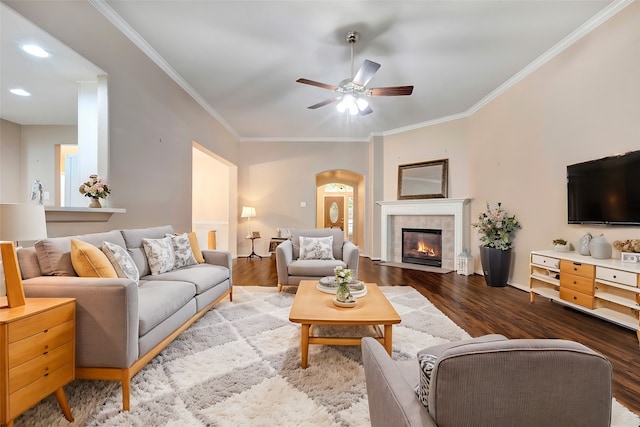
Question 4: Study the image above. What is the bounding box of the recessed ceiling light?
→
[22,44,50,58]
[10,88,31,96]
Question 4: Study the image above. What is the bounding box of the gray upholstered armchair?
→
[362,334,612,427]
[275,228,359,291]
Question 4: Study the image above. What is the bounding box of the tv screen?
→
[567,150,640,225]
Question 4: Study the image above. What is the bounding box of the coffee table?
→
[289,280,401,368]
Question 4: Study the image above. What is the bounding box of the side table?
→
[0,297,76,426]
[246,237,262,259]
[268,238,287,257]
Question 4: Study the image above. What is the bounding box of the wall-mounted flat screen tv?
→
[567,150,640,225]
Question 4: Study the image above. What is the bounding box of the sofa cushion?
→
[290,228,345,260]
[70,239,118,278]
[167,233,198,268]
[120,225,175,276]
[142,237,175,275]
[102,241,140,285]
[17,247,41,279]
[35,230,126,276]
[140,263,229,295]
[299,236,335,260]
[288,259,346,277]
[137,280,196,336]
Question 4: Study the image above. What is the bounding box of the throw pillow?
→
[142,236,175,275]
[415,352,438,410]
[102,241,140,285]
[298,236,334,260]
[70,239,118,278]
[166,233,198,268]
[187,231,205,263]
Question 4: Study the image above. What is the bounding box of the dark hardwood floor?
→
[233,255,640,415]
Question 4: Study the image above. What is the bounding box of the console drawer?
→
[560,260,595,279]
[561,274,594,295]
[560,289,595,309]
[596,266,638,287]
[531,254,560,269]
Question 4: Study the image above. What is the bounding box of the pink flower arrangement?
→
[79,174,111,199]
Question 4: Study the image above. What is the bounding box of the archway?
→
[315,170,364,247]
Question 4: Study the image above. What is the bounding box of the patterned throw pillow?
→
[415,352,438,410]
[298,236,334,260]
[187,232,205,263]
[70,239,118,278]
[102,241,140,285]
[142,236,175,275]
[166,233,198,268]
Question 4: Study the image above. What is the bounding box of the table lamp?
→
[240,206,256,239]
[0,203,47,308]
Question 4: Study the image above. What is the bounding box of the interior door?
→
[324,196,344,230]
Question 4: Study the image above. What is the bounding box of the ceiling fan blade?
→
[352,59,381,87]
[296,78,338,91]
[368,86,414,96]
[358,105,374,116]
[308,97,341,109]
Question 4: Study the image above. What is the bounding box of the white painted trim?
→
[377,199,471,263]
[88,0,240,140]
[89,0,632,143]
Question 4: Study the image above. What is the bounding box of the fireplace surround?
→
[377,199,471,269]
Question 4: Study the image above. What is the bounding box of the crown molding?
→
[88,0,240,141]
[90,0,632,143]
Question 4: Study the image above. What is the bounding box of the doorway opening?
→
[315,170,364,247]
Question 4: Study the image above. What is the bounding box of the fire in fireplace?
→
[402,228,443,267]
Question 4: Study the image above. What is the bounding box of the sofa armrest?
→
[342,241,359,275]
[22,276,139,369]
[275,240,293,284]
[361,337,436,427]
[202,249,233,286]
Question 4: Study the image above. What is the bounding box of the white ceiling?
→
[2,1,625,141]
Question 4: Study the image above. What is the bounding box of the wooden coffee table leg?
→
[301,323,310,368]
[383,324,393,356]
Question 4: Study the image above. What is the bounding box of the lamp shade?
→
[240,206,256,218]
[0,203,47,242]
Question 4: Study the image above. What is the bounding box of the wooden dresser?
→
[0,298,76,427]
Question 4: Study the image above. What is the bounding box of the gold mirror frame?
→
[397,159,448,200]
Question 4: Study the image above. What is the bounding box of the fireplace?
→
[402,228,442,267]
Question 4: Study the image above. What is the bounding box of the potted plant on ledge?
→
[473,202,521,287]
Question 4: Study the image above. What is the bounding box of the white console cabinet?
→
[530,250,640,341]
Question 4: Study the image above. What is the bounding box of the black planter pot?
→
[479,246,512,287]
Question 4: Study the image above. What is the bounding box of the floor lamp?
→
[0,204,48,308]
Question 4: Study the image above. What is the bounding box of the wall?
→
[382,2,640,289]
[0,119,22,202]
[237,140,372,256]
[21,125,77,205]
[7,1,239,238]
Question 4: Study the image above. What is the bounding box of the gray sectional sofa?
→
[16,225,232,410]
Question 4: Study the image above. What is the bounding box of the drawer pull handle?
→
[43,329,49,333]
[573,296,578,300]
[573,281,577,285]
[43,351,48,355]
[44,373,49,377]
[613,275,617,279]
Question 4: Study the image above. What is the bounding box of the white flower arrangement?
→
[334,266,353,285]
[79,174,111,199]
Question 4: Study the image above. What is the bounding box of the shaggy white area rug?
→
[15,286,640,426]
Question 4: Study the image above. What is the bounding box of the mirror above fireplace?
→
[397,159,448,200]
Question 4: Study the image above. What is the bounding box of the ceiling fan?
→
[296,31,413,116]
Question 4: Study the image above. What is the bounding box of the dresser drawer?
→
[531,254,560,269]
[596,266,638,287]
[560,289,595,309]
[7,303,74,343]
[560,260,595,279]
[8,363,74,420]
[9,341,73,392]
[8,320,73,368]
[561,274,594,295]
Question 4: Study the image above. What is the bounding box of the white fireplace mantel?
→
[377,199,471,263]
